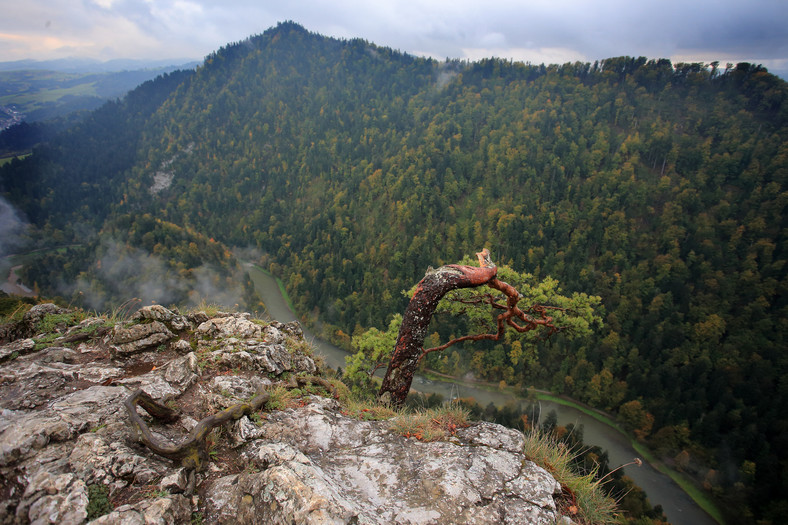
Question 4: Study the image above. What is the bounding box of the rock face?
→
[204,397,562,524]
[0,304,569,524]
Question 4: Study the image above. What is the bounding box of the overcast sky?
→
[2,0,788,77]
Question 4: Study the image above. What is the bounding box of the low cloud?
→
[62,237,248,312]
[0,196,28,258]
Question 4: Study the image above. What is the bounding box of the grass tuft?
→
[522,429,620,525]
[341,397,399,421]
[390,403,470,442]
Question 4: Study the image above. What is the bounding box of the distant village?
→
[0,105,23,131]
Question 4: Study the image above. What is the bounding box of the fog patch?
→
[232,245,266,265]
[63,237,246,312]
[436,61,463,90]
[0,196,28,258]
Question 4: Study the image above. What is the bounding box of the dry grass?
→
[390,404,470,441]
[522,429,621,525]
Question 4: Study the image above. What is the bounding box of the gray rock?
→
[132,305,190,332]
[89,495,192,525]
[1,307,568,525]
[160,467,191,493]
[203,399,562,525]
[186,311,210,325]
[0,386,127,467]
[116,352,200,400]
[203,339,316,375]
[15,470,88,525]
[0,303,69,343]
[0,352,124,410]
[172,339,193,353]
[23,303,69,327]
[111,321,175,355]
[211,375,270,401]
[268,320,304,340]
[0,338,35,362]
[68,424,171,486]
[196,315,263,339]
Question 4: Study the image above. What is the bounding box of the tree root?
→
[124,375,338,473]
[124,388,269,471]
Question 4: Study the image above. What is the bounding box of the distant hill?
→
[1,22,787,524]
[0,57,199,73]
[0,59,199,125]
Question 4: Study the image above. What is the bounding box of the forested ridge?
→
[1,22,787,523]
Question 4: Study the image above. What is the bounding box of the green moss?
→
[37,311,83,333]
[86,483,113,520]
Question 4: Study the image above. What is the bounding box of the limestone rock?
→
[111,321,175,355]
[211,374,270,401]
[0,307,569,525]
[89,495,192,525]
[68,424,171,486]
[160,467,191,493]
[172,339,192,353]
[203,398,562,525]
[0,386,127,467]
[0,338,35,362]
[0,348,123,410]
[1,303,72,344]
[132,305,190,332]
[116,352,200,400]
[196,314,263,339]
[15,470,88,525]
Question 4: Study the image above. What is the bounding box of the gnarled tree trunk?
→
[377,249,497,407]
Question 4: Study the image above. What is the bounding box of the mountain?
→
[1,21,787,523]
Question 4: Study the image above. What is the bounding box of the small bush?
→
[86,483,113,520]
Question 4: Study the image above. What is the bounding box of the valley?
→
[1,22,786,523]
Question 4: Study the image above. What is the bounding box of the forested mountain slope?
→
[1,22,787,523]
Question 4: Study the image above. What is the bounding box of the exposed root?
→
[124,388,269,472]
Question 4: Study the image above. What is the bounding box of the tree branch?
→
[377,249,498,407]
[378,248,567,408]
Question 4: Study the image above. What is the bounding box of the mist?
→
[0,196,27,258]
[61,238,250,312]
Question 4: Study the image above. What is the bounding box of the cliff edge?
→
[0,304,568,524]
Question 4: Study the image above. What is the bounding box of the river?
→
[245,263,719,525]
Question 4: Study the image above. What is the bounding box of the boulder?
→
[132,305,190,332]
[196,315,263,340]
[111,321,175,355]
[203,397,563,524]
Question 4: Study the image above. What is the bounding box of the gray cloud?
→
[2,1,787,76]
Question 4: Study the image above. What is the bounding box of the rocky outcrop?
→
[0,304,571,524]
[204,397,563,524]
